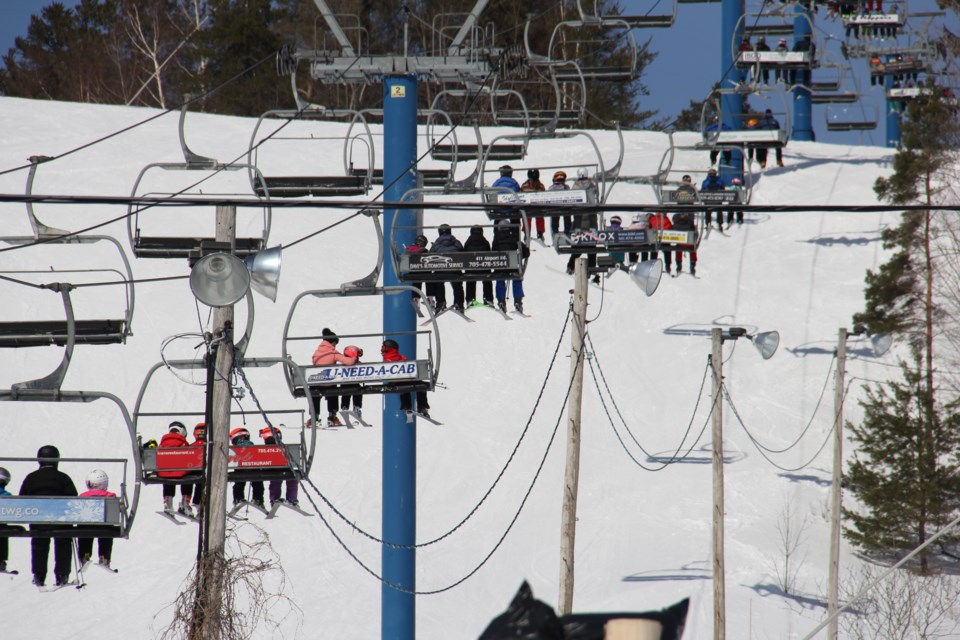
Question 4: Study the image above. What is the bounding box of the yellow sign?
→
[391,86,406,98]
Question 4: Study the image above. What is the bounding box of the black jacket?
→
[463,229,491,252]
[19,465,78,497]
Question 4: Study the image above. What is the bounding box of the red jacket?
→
[312,339,358,366]
[381,346,406,363]
[81,488,117,498]
[158,431,189,478]
[648,213,673,230]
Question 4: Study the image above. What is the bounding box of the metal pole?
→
[885,56,901,148]
[791,4,814,141]
[382,74,418,640]
[720,0,744,185]
[558,255,589,616]
[827,328,847,640]
[711,328,726,640]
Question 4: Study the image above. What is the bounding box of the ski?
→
[38,580,81,592]
[0,568,19,576]
[266,500,313,519]
[81,560,118,574]
[323,417,353,430]
[341,410,371,427]
[446,307,475,323]
[410,298,425,318]
[177,506,200,522]
[404,410,443,426]
[466,301,513,320]
[158,509,187,526]
[229,500,269,518]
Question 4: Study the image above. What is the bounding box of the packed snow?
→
[0,96,898,638]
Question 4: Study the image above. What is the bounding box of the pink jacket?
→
[80,489,116,498]
[312,339,358,366]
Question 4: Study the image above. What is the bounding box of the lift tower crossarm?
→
[311,0,356,57]
[447,0,492,55]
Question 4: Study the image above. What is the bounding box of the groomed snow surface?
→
[0,97,897,639]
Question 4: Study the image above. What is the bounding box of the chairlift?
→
[127,105,271,259]
[428,89,528,162]
[247,106,374,197]
[825,101,879,131]
[491,67,586,131]
[281,287,441,407]
[0,160,135,382]
[0,388,141,539]
[734,14,817,84]
[346,108,454,187]
[390,222,528,284]
[700,88,791,149]
[133,357,316,486]
[653,140,753,212]
[575,0,677,28]
[546,18,641,82]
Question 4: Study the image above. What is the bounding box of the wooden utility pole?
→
[827,328,847,640]
[558,256,588,616]
[199,204,236,640]
[710,328,725,640]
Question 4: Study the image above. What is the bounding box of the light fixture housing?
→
[628,259,663,297]
[751,331,780,360]
[190,246,282,307]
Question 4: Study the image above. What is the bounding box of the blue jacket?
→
[0,486,10,497]
[759,114,780,130]
[430,231,463,253]
[701,174,725,190]
[492,175,520,193]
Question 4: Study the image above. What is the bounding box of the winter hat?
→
[322,327,339,344]
[527,168,540,180]
[415,234,428,247]
[731,177,742,185]
[499,165,513,177]
[778,38,787,44]
[708,168,717,175]
[470,225,483,235]
[382,338,399,351]
[765,109,772,115]
[260,426,281,440]
[553,170,567,182]
[438,223,452,235]
[0,467,10,488]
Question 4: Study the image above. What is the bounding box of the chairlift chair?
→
[133,358,316,485]
[281,287,442,407]
[127,105,271,259]
[546,18,641,82]
[428,89,528,162]
[575,0,677,28]
[391,222,528,284]
[247,106,374,197]
[825,100,879,131]
[0,388,141,539]
[701,88,792,149]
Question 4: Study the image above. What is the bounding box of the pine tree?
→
[843,352,960,572]
[846,86,960,572]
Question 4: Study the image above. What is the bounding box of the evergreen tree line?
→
[0,0,656,127]
[846,88,960,574]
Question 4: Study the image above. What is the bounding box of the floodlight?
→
[628,259,663,297]
[189,246,282,307]
[751,331,780,360]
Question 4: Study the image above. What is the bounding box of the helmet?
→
[37,445,60,466]
[230,427,250,443]
[610,216,622,226]
[382,338,399,351]
[708,168,717,175]
[778,38,787,44]
[527,168,540,180]
[259,426,281,440]
[0,467,9,488]
[86,469,109,491]
[344,345,363,358]
[194,422,206,439]
[576,168,588,179]
[470,225,483,235]
[499,165,513,177]
[438,223,452,235]
[169,421,187,437]
[414,234,428,248]
[553,170,567,182]
[747,118,759,127]
[731,177,742,185]
[681,174,692,183]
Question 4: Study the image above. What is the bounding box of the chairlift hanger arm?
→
[447,0,492,55]
[311,0,356,56]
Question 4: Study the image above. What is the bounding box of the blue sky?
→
[2,0,956,147]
